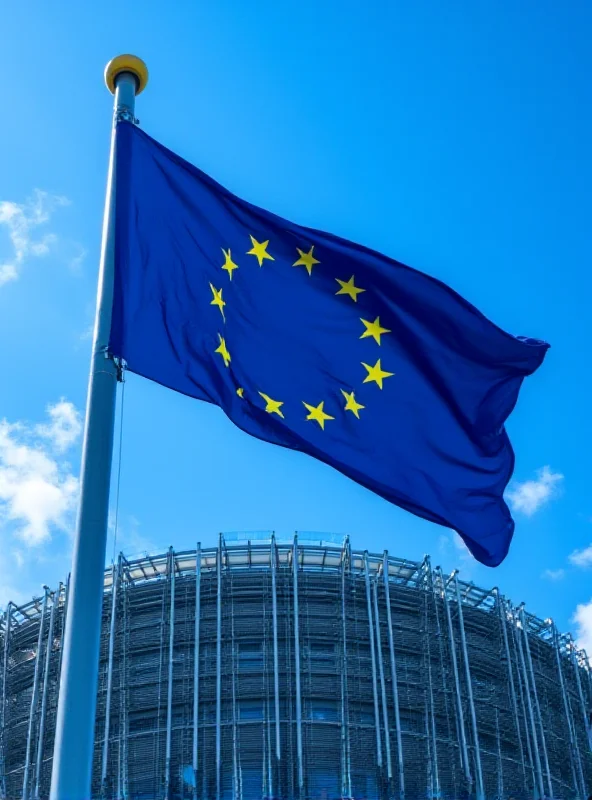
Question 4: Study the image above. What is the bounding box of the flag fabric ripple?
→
[110,121,549,566]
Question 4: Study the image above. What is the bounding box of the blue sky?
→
[0,1,591,649]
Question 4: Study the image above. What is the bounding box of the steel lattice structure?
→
[1,535,591,799]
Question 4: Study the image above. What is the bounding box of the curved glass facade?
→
[1,537,591,799]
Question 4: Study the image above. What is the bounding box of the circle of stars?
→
[210,236,394,430]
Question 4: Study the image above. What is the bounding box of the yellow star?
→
[209,283,226,320]
[303,400,335,430]
[360,316,390,345]
[221,248,239,280]
[335,275,365,302]
[341,389,365,418]
[236,387,244,398]
[362,359,394,389]
[293,245,320,276]
[214,334,231,367]
[247,235,274,267]
[259,392,284,418]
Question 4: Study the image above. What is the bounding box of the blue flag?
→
[110,122,548,567]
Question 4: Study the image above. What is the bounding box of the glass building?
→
[1,535,591,799]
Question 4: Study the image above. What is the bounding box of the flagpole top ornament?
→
[104,55,148,95]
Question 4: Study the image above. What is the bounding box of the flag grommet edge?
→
[104,54,149,95]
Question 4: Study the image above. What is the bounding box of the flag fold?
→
[110,121,548,566]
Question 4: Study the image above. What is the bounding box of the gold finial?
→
[104,54,148,95]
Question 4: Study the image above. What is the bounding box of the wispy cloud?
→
[75,301,97,348]
[437,531,477,577]
[0,401,81,546]
[572,600,592,661]
[36,399,82,453]
[506,466,564,516]
[0,547,29,608]
[68,243,87,273]
[452,531,473,562]
[541,568,565,581]
[79,322,95,343]
[0,189,69,285]
[568,543,592,568]
[107,514,161,563]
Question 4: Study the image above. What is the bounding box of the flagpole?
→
[50,55,148,800]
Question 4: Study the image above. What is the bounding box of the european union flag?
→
[110,122,548,567]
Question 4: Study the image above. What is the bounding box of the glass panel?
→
[310,699,338,721]
[358,703,375,725]
[238,641,263,671]
[309,767,340,799]
[239,700,264,720]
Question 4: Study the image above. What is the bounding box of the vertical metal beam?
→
[424,559,440,800]
[382,553,405,800]
[513,604,545,798]
[364,552,383,770]
[340,540,352,800]
[552,625,583,797]
[50,58,146,800]
[0,603,12,800]
[507,610,535,793]
[270,534,281,763]
[495,708,504,800]
[496,593,526,783]
[230,609,239,800]
[571,638,588,737]
[292,536,304,794]
[570,639,590,798]
[373,578,392,780]
[23,588,49,800]
[216,536,223,800]
[121,564,129,800]
[262,586,273,800]
[265,693,273,800]
[101,561,119,796]
[116,725,122,800]
[432,569,464,798]
[439,570,470,786]
[520,608,553,798]
[1,604,11,727]
[164,548,176,800]
[515,663,536,794]
[193,543,202,798]
[424,699,433,798]
[34,589,58,800]
[454,577,484,800]
[58,576,70,681]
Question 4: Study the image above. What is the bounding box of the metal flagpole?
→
[50,55,148,800]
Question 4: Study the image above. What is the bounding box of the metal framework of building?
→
[1,534,591,799]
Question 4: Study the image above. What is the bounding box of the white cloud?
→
[541,568,566,581]
[0,189,69,285]
[107,514,160,562]
[36,399,82,453]
[506,465,564,516]
[568,543,592,569]
[437,531,478,579]
[0,546,55,610]
[0,402,81,546]
[0,553,28,609]
[68,243,87,272]
[79,322,95,342]
[572,600,592,661]
[453,532,473,561]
